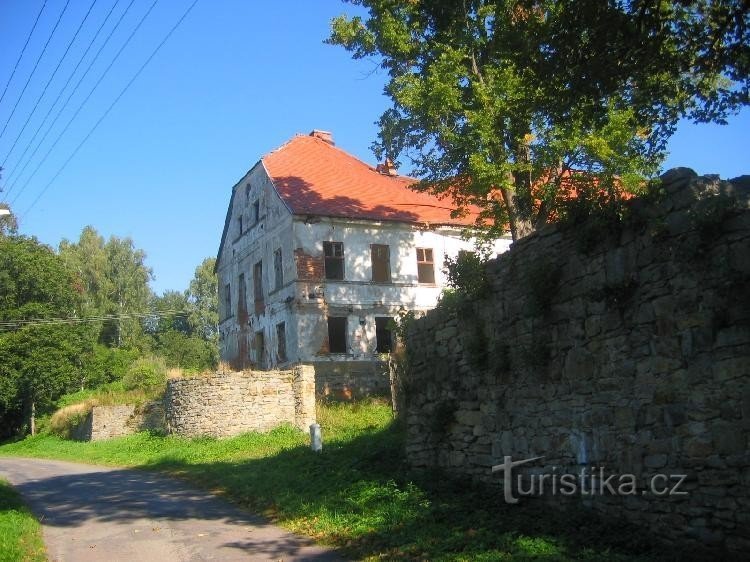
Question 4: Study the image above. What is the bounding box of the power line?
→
[0,309,189,331]
[21,0,201,218]
[8,0,151,206]
[0,1,48,110]
[0,0,72,141]
[1,0,99,169]
[4,0,135,199]
[2,0,121,194]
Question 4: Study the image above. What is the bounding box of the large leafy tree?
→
[186,257,219,345]
[330,0,749,240]
[59,227,153,347]
[0,236,93,436]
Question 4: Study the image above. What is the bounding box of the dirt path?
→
[0,457,341,561]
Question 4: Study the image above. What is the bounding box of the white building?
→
[216,130,511,396]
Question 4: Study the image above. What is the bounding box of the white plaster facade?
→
[216,134,512,374]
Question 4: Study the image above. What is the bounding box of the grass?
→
[0,479,45,562]
[0,400,671,561]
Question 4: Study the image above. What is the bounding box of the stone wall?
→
[163,364,316,438]
[404,169,750,554]
[73,401,165,441]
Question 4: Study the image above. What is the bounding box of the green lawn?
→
[0,400,667,561]
[0,479,45,562]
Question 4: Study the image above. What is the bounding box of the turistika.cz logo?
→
[491,456,688,504]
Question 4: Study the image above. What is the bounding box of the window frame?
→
[323,241,345,280]
[416,247,435,284]
[371,243,391,283]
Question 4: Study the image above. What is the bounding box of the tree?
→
[0,236,93,436]
[186,257,219,344]
[59,227,153,347]
[330,0,749,240]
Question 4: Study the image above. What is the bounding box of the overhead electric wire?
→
[0,309,189,331]
[9,0,154,207]
[4,0,136,200]
[0,1,48,110]
[1,0,99,170]
[0,0,72,141]
[2,0,121,195]
[21,0,201,219]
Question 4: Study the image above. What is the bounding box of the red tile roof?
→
[262,134,478,226]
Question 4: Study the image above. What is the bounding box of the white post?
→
[310,423,322,452]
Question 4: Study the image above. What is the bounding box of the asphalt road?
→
[0,457,342,562]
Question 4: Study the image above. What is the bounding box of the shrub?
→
[122,356,167,391]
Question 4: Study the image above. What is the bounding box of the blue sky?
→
[0,0,747,295]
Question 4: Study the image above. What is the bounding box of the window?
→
[254,330,265,369]
[253,261,264,315]
[223,283,231,319]
[375,317,394,353]
[276,322,287,362]
[371,244,391,283]
[327,316,347,353]
[416,248,435,284]
[238,215,243,235]
[245,183,251,200]
[273,249,283,290]
[238,273,247,317]
[253,200,260,223]
[323,241,344,280]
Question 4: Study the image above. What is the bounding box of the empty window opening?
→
[238,273,247,318]
[416,248,435,284]
[375,317,394,353]
[276,322,287,362]
[253,200,260,223]
[327,316,347,353]
[274,249,283,290]
[254,330,265,369]
[323,241,344,280]
[223,283,231,319]
[253,261,264,314]
[371,244,391,283]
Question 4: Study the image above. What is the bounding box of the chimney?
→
[376,158,398,176]
[310,130,334,145]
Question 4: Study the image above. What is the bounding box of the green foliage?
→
[59,226,153,347]
[329,1,747,239]
[0,235,95,438]
[152,331,218,372]
[0,479,46,562]
[186,257,219,344]
[0,400,669,560]
[122,356,167,392]
[443,248,490,302]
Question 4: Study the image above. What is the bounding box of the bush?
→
[122,356,167,391]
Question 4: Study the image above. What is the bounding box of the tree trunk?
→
[500,187,534,242]
[30,400,36,436]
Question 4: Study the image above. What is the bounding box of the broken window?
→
[323,241,344,280]
[253,261,264,315]
[416,247,435,284]
[253,200,260,223]
[238,273,247,318]
[223,283,231,319]
[327,316,347,353]
[375,317,394,353]
[371,244,391,283]
[274,249,283,290]
[254,330,265,369]
[238,215,243,236]
[276,322,287,362]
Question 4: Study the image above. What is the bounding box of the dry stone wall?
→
[404,169,750,554]
[164,365,316,438]
[73,365,316,440]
